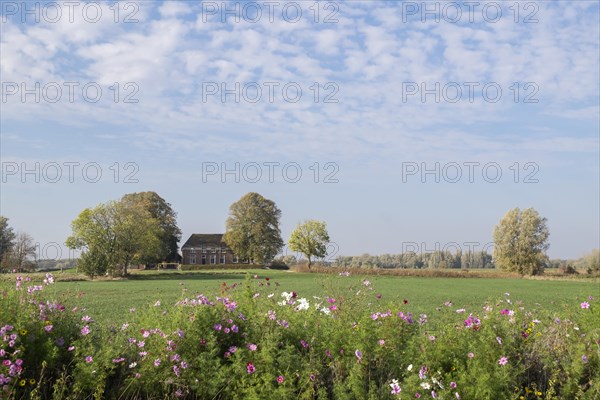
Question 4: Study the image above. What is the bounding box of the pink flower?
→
[81,326,90,336]
[498,356,508,366]
[496,336,503,345]
[246,362,255,374]
[389,379,401,395]
[277,375,285,384]
[153,359,161,367]
[44,325,53,333]
[85,356,93,363]
[247,343,257,351]
[467,352,475,359]
[581,302,590,309]
[68,346,75,351]
[450,382,457,389]
[355,350,363,362]
[378,339,385,346]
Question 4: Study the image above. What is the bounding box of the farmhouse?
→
[181,234,243,265]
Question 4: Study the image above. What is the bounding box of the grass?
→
[8,268,598,325]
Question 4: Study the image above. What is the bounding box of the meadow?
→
[1,269,599,399]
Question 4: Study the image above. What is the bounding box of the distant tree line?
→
[334,250,493,269]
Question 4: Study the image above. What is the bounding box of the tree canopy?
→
[67,198,163,277]
[288,220,330,269]
[493,207,550,275]
[0,216,16,261]
[121,191,182,262]
[223,192,284,265]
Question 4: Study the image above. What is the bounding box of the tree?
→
[1,232,36,272]
[67,199,162,277]
[288,220,330,270]
[223,192,284,265]
[493,207,550,275]
[0,216,16,262]
[121,192,182,262]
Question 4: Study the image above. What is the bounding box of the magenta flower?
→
[300,340,309,349]
[581,302,590,309]
[44,325,53,333]
[154,359,161,367]
[389,379,401,395]
[247,343,257,351]
[246,362,256,374]
[277,375,285,384]
[498,356,508,366]
[450,382,457,389]
[85,356,93,363]
[81,325,90,336]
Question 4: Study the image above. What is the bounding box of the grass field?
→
[14,269,599,325]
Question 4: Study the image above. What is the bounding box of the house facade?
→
[181,234,243,265]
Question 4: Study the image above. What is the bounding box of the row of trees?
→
[0,216,37,272]
[334,250,493,269]
[66,191,331,277]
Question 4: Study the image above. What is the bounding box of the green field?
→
[26,269,600,325]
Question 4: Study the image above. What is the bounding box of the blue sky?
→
[1,1,598,261]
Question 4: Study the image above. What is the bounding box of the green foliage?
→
[2,273,599,399]
[493,207,550,275]
[289,220,330,269]
[223,193,284,265]
[67,199,162,277]
[121,192,182,263]
[0,216,16,261]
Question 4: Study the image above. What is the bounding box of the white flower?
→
[320,307,331,315]
[129,362,137,369]
[407,364,413,371]
[420,382,431,390]
[295,298,310,311]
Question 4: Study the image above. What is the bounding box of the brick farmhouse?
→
[181,234,246,265]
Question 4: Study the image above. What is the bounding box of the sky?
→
[1,0,598,262]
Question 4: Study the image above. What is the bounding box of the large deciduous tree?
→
[1,232,36,272]
[121,191,182,262]
[288,220,330,270]
[493,207,550,275]
[67,199,162,277]
[223,192,284,265]
[0,216,16,261]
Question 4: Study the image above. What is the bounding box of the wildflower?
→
[419,366,427,379]
[362,280,371,287]
[85,356,93,363]
[129,308,135,313]
[177,329,185,338]
[355,350,363,363]
[428,335,436,341]
[498,356,508,366]
[309,373,315,381]
[154,359,161,367]
[112,357,125,363]
[246,362,255,374]
[420,382,431,390]
[329,305,337,311]
[403,299,408,304]
[500,309,510,315]
[295,298,310,311]
[581,302,590,309]
[582,355,588,363]
[389,379,401,395]
[456,308,466,313]
[154,300,161,307]
[455,393,461,399]
[277,375,285,384]
[467,352,474,359]
[496,336,503,345]
[81,315,93,323]
[419,314,427,324]
[450,382,457,389]
[247,343,257,351]
[300,340,309,348]
[325,349,332,357]
[81,326,91,336]
[44,325,53,333]
[213,324,222,331]
[173,365,180,377]
[407,364,413,371]
[415,394,421,398]
[68,346,75,351]
[432,391,437,398]
[378,339,385,346]
[180,361,188,369]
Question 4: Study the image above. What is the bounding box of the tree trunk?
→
[308,257,312,270]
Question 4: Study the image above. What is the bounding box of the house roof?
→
[181,234,228,249]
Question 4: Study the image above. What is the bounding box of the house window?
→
[220,254,226,264]
[202,254,206,264]
[210,255,216,264]
[233,255,239,264]
[190,252,196,264]
[202,245,206,253]
[211,246,216,253]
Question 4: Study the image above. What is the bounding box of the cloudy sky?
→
[1,0,598,261]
